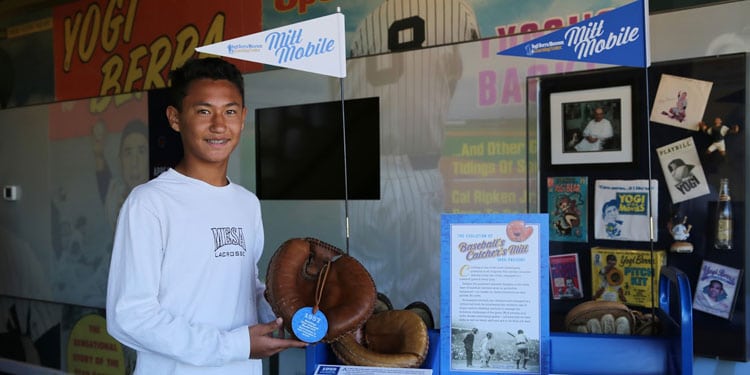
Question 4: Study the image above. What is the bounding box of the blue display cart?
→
[306,266,693,374]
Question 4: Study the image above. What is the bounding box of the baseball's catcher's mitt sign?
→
[440,213,549,374]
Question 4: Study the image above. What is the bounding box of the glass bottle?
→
[715,178,732,250]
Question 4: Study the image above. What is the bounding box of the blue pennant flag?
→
[498,0,650,68]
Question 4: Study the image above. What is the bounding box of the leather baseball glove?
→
[331,309,430,368]
[565,300,659,335]
[264,237,376,342]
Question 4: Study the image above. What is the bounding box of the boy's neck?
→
[174,162,229,186]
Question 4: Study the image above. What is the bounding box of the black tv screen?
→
[255,97,380,200]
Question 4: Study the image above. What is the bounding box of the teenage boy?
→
[106,57,307,374]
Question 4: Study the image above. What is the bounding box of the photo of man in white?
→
[572,107,614,152]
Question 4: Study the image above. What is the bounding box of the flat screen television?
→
[255,97,380,200]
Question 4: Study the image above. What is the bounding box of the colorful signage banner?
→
[47,0,634,103]
[497,0,650,68]
[197,12,347,78]
[53,0,262,102]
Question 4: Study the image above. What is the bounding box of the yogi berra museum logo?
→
[526,18,641,60]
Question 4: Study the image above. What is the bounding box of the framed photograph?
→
[537,67,645,170]
[549,85,633,165]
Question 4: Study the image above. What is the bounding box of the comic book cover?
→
[594,179,658,241]
[547,176,588,242]
[656,136,710,203]
[693,260,742,319]
[590,247,667,308]
[549,253,583,300]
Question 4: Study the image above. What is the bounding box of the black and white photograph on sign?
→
[656,136,709,203]
[550,85,633,165]
[649,73,713,130]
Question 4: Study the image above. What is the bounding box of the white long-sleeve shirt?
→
[106,169,275,374]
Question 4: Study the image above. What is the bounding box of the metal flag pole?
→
[339,76,350,255]
[333,6,351,255]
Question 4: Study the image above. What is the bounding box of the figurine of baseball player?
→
[699,117,740,159]
[668,215,693,253]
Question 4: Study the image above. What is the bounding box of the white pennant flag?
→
[196,12,346,78]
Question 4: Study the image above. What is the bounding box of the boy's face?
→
[167,78,246,168]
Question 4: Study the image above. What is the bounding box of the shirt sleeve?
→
[253,217,277,324]
[106,191,249,367]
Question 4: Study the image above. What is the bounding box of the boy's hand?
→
[249,317,307,359]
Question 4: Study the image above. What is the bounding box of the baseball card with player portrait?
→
[656,136,710,203]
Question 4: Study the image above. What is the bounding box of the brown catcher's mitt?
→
[265,238,376,342]
[565,300,659,335]
[330,310,430,368]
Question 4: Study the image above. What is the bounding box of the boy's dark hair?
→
[167,57,245,111]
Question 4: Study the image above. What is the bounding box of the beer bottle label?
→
[717,219,732,242]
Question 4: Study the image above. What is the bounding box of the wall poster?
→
[440,213,549,374]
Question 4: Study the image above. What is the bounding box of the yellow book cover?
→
[590,247,667,308]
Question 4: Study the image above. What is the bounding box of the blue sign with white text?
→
[498,0,649,68]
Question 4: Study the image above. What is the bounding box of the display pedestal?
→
[551,266,693,375]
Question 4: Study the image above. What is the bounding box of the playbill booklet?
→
[549,253,583,300]
[594,180,658,241]
[656,137,710,203]
[547,176,588,242]
[694,260,742,319]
